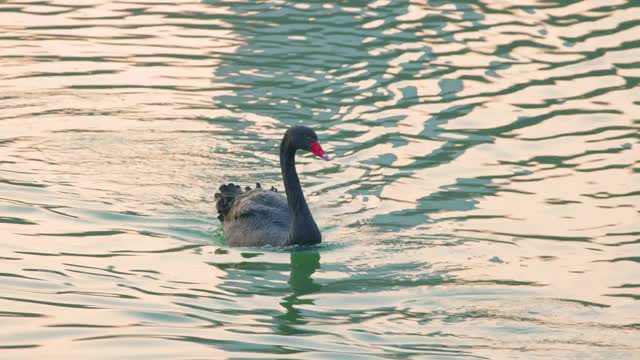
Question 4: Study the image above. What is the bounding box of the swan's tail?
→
[215,182,280,221]
[215,183,278,221]
[215,183,242,221]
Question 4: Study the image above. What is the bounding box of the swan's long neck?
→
[280,138,321,246]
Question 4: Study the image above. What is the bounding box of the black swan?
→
[215,126,330,247]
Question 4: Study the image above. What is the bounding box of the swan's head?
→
[286,126,331,161]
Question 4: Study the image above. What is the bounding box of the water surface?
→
[0,0,639,358]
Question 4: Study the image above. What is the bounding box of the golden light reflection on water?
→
[0,0,638,358]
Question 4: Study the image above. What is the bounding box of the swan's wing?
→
[227,190,289,226]
[215,183,280,220]
[223,190,291,246]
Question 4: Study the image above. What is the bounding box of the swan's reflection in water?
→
[207,248,322,336]
[276,251,321,333]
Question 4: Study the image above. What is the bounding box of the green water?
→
[1,0,639,358]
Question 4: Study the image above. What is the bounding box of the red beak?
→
[311,141,330,161]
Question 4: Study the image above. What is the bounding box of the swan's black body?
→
[215,127,327,247]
